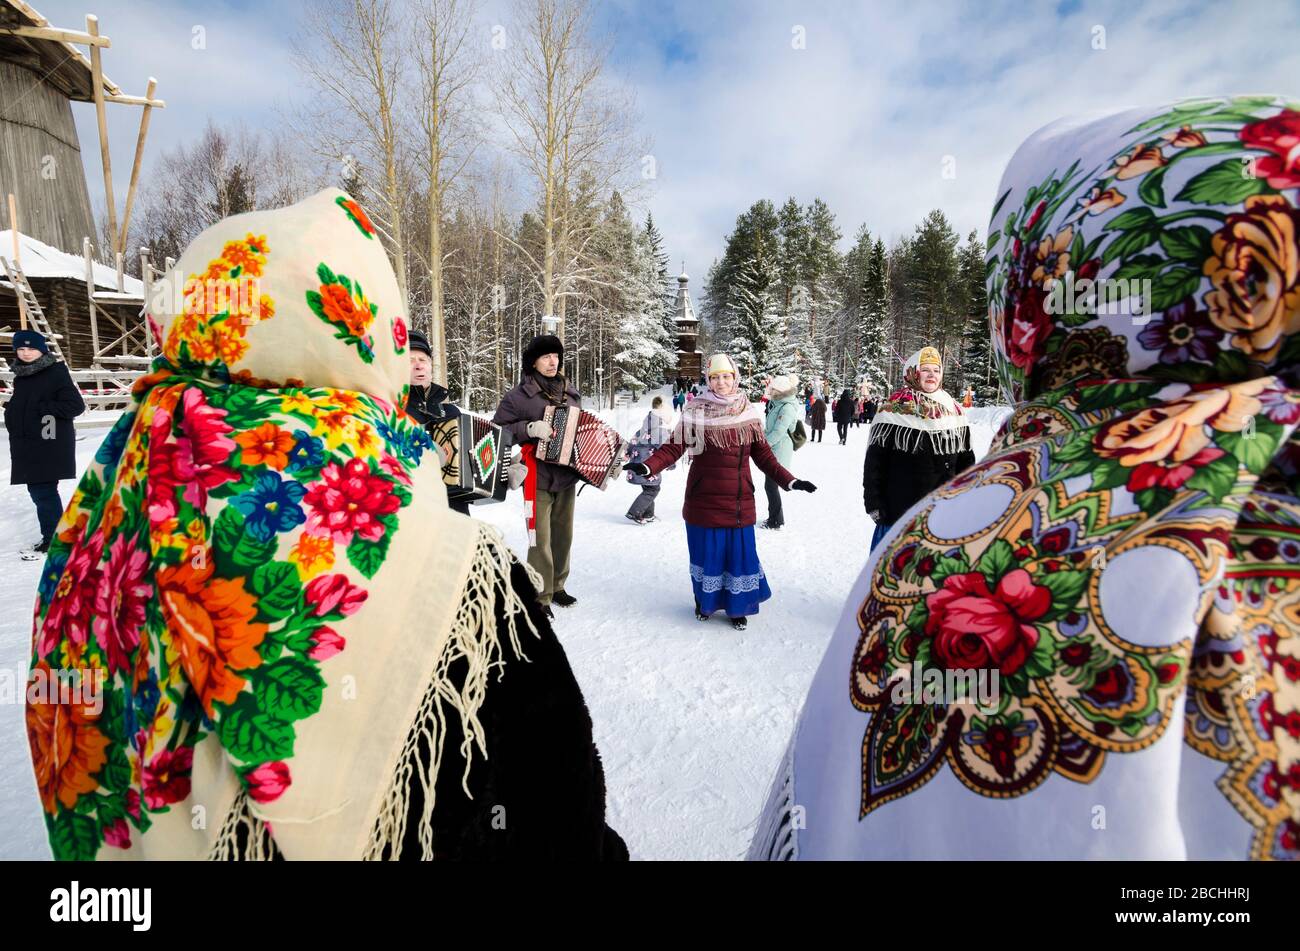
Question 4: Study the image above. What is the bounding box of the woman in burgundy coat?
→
[624,354,817,630]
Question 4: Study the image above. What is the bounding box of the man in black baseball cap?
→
[405,329,469,515]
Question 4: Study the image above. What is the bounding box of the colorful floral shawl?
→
[26,188,537,860]
[752,96,1300,861]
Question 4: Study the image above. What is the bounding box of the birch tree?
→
[292,0,412,301]
[410,0,482,385]
[494,0,643,342]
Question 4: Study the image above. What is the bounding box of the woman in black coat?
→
[862,349,974,551]
[4,330,84,551]
[236,558,630,861]
[809,396,827,442]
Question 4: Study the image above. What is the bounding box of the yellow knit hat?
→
[707,353,739,377]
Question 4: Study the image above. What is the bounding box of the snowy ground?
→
[0,390,1009,860]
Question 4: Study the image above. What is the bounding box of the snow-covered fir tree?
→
[726,252,783,390]
[613,224,675,395]
[643,213,678,357]
[958,229,994,402]
[783,283,822,384]
[809,271,843,387]
[855,237,892,397]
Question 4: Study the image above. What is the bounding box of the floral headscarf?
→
[752,97,1300,861]
[868,348,970,455]
[27,188,535,860]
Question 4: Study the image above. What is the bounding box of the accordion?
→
[428,410,511,504]
[535,405,625,490]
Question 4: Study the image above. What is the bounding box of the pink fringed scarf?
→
[679,389,765,451]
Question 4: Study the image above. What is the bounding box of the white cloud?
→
[614,0,1300,271]
[24,0,1300,277]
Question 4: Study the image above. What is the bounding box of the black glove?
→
[623,462,650,477]
[791,479,817,493]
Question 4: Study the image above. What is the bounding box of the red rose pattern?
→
[924,569,1050,675]
[1240,109,1300,190]
[303,458,402,544]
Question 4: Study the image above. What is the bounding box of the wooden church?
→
[666,267,701,384]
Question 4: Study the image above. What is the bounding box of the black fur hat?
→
[523,334,564,372]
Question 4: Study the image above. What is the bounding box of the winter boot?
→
[694,599,709,622]
[552,590,577,607]
[730,616,748,630]
[20,537,51,561]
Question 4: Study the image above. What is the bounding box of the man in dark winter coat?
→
[832,388,855,444]
[863,347,975,551]
[405,329,470,516]
[4,329,85,552]
[493,334,583,616]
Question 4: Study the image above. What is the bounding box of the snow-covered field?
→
[0,390,1009,860]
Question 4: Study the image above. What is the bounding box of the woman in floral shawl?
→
[26,188,625,860]
[863,346,975,550]
[751,96,1300,860]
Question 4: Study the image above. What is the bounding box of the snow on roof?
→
[0,230,144,294]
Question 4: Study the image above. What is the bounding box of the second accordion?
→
[428,410,511,505]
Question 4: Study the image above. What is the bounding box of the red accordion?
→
[535,405,625,490]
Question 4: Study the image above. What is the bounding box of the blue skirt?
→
[686,523,772,618]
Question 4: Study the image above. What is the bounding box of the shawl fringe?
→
[209,791,275,860]
[683,416,765,455]
[206,526,542,862]
[868,418,972,456]
[678,391,765,457]
[361,524,541,860]
[747,736,797,861]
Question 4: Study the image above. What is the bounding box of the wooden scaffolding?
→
[0,1,163,380]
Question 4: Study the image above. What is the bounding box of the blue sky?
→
[30,0,1300,280]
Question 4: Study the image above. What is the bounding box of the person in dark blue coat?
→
[4,330,85,551]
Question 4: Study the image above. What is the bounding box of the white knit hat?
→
[765,374,798,399]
